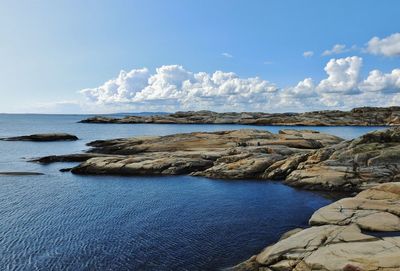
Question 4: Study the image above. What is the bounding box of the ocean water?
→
[0,114,387,271]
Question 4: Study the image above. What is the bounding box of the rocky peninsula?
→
[34,127,400,192]
[80,106,400,126]
[34,129,343,180]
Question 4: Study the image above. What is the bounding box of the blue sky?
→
[0,0,399,113]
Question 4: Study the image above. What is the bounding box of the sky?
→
[0,0,399,113]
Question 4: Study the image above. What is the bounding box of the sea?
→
[0,114,386,271]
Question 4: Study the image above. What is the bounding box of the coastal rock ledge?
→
[231,182,400,271]
[33,129,343,181]
[34,127,400,192]
[79,106,400,126]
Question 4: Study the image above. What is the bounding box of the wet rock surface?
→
[80,106,400,126]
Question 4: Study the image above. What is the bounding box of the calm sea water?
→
[0,114,386,271]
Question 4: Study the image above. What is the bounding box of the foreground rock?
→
[35,129,342,178]
[1,133,78,142]
[80,106,400,126]
[232,183,400,271]
[310,182,400,231]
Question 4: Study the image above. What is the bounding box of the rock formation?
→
[34,127,400,192]
[1,133,78,141]
[280,127,400,191]
[34,129,343,179]
[231,182,400,271]
[79,106,400,126]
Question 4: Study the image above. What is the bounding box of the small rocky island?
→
[1,133,78,142]
[32,127,400,270]
[80,106,400,126]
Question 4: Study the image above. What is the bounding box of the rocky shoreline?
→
[80,106,400,126]
[33,127,400,192]
[231,182,400,271]
[33,129,344,183]
[31,127,400,270]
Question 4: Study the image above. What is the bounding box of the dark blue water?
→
[0,114,386,270]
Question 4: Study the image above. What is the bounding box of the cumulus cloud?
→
[317,56,362,94]
[81,65,278,111]
[81,68,150,104]
[322,44,350,56]
[303,51,314,57]
[80,57,400,112]
[221,52,233,58]
[359,69,400,93]
[366,33,400,57]
[282,78,316,98]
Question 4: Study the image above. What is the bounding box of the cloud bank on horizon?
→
[81,32,400,113]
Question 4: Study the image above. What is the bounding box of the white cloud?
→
[322,44,349,56]
[282,78,316,98]
[359,69,400,93]
[80,57,400,113]
[221,52,233,58]
[303,51,314,57]
[366,33,400,57]
[317,56,362,94]
[81,68,150,104]
[81,65,278,111]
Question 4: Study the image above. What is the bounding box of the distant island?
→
[80,106,400,126]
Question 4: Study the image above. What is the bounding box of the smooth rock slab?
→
[231,183,400,271]
[310,182,400,231]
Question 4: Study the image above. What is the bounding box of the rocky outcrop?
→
[35,129,343,179]
[283,127,400,191]
[1,133,78,141]
[231,183,400,271]
[80,106,400,126]
[33,127,400,192]
[309,182,400,231]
